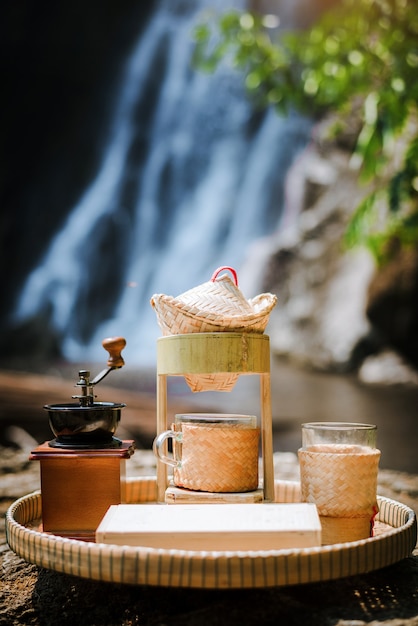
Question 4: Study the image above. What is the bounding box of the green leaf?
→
[191,0,418,263]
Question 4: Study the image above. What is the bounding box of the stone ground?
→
[1,430,418,626]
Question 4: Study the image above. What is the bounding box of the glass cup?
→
[153,413,260,493]
[298,422,381,544]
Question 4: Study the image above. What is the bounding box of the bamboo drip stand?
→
[156,332,275,503]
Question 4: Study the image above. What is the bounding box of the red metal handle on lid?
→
[210,266,238,286]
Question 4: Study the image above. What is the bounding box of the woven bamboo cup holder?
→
[172,419,260,492]
[155,332,274,503]
[299,422,381,544]
[154,414,260,493]
[299,444,381,544]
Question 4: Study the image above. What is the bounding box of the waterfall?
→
[13,0,312,365]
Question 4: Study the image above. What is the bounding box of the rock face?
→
[367,243,418,370]
[241,141,375,372]
[241,128,418,379]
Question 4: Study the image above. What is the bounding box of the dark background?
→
[0,1,156,336]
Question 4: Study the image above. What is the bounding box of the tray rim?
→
[5,477,417,589]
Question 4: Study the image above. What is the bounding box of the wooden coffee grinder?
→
[30,337,134,540]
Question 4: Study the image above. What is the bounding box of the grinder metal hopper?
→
[44,337,127,449]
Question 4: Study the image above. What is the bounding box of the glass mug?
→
[298,422,381,544]
[153,413,260,493]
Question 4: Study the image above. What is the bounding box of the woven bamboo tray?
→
[6,477,417,589]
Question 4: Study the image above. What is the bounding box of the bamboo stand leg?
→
[261,372,275,502]
[156,373,168,502]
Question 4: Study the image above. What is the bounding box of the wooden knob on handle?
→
[102,336,126,368]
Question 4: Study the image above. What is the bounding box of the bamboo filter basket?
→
[150,267,277,391]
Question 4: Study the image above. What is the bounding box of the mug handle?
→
[153,430,182,467]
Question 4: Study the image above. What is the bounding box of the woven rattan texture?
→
[299,447,381,517]
[6,480,417,588]
[150,272,277,391]
[173,424,260,493]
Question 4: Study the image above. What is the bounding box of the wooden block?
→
[30,441,134,539]
[96,503,322,550]
[165,485,264,504]
[39,456,125,535]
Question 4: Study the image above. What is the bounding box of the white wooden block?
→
[96,503,321,550]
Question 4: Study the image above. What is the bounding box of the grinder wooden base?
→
[30,440,135,540]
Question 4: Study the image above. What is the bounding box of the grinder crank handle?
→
[102,336,126,368]
[89,337,127,386]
